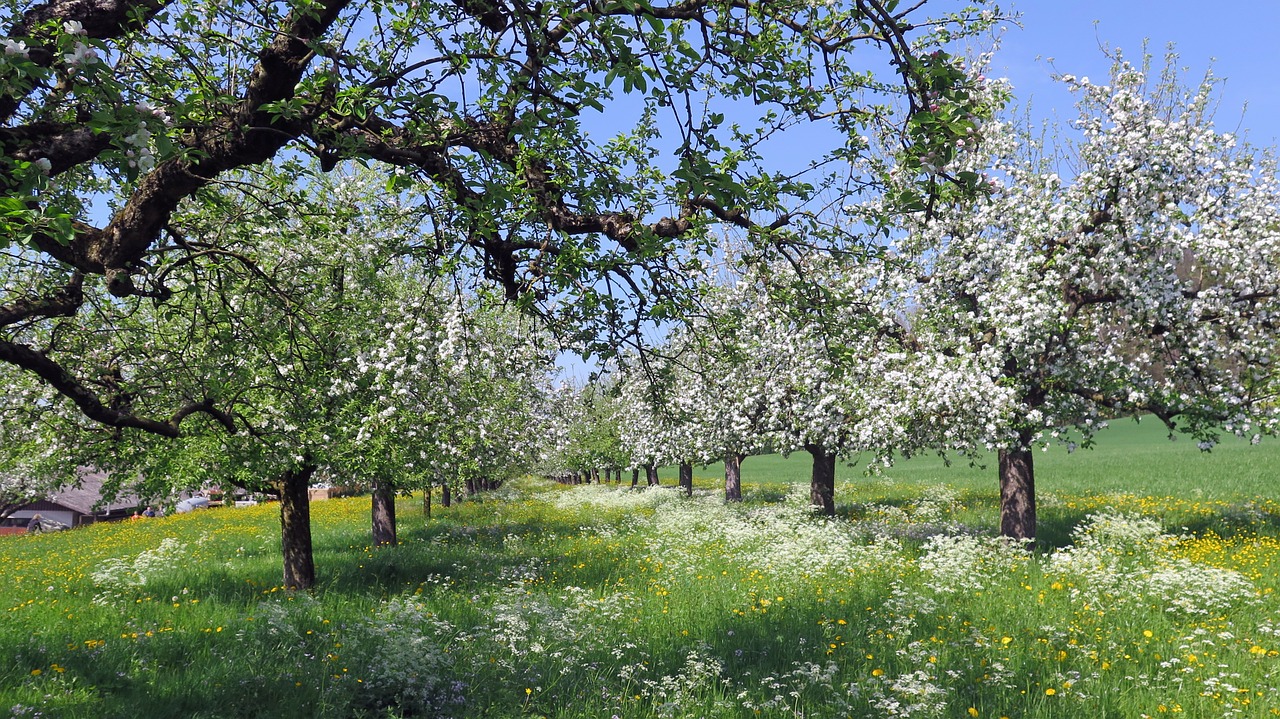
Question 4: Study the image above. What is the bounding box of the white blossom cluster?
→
[871,55,1280,452]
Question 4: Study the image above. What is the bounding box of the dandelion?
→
[969,708,980,717]
[1045,688,1056,696]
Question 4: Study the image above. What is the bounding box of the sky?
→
[994,0,1280,144]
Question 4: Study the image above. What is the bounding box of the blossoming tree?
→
[341,291,558,545]
[615,254,1006,511]
[874,55,1280,540]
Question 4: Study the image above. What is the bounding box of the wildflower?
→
[1045,688,1056,696]
[969,708,980,717]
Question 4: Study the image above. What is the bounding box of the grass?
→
[2,423,1280,718]
[664,416,1280,499]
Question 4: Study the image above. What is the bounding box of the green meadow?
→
[4,419,1280,718]
[668,417,1278,499]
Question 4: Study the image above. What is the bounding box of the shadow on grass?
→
[310,509,630,599]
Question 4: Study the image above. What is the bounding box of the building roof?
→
[45,469,143,516]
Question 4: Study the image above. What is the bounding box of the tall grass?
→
[3,427,1279,718]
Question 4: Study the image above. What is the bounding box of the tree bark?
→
[645,463,659,486]
[998,434,1036,541]
[678,462,693,497]
[724,452,743,502]
[441,482,451,507]
[278,464,317,590]
[423,486,431,520]
[371,481,396,547]
[806,444,837,516]
[631,468,639,487]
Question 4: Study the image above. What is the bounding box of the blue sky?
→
[995,1,1279,143]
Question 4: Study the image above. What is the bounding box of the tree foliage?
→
[1,0,1000,438]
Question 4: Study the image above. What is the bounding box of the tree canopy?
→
[1,0,999,438]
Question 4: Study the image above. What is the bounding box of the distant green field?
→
[660,417,1280,501]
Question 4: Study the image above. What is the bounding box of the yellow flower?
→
[29,669,41,676]
[1143,630,1153,638]
[871,669,884,677]
[1045,688,1057,696]
[968,708,980,717]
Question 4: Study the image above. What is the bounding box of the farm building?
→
[0,470,143,535]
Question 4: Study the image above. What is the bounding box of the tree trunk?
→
[465,477,476,495]
[805,444,837,516]
[372,481,396,547]
[724,452,743,502]
[423,486,431,521]
[278,464,317,590]
[645,463,659,486]
[441,482,451,507]
[678,462,693,497]
[999,436,1036,541]
[631,468,639,487]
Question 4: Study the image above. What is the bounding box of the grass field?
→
[665,417,1280,499]
[3,420,1280,718]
